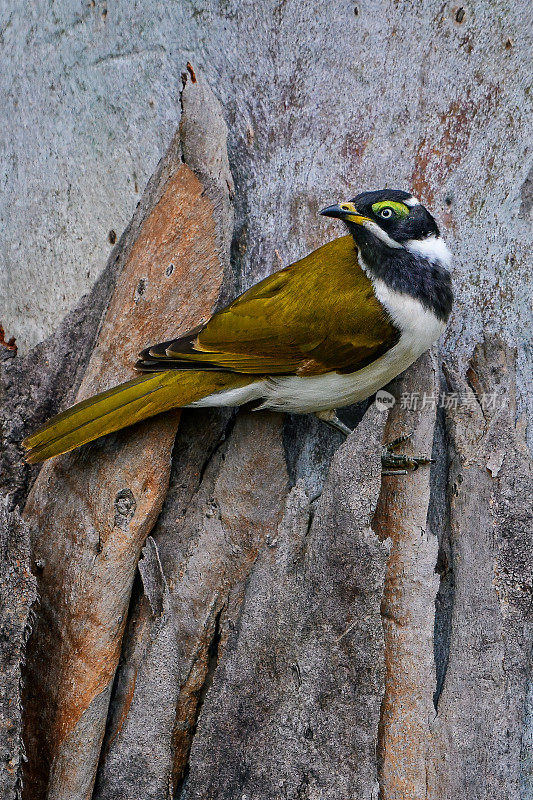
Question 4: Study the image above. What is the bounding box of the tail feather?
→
[23,370,253,463]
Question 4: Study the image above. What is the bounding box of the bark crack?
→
[197,410,238,488]
[466,362,487,422]
[173,607,223,799]
[430,401,454,713]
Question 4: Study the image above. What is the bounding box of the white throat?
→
[403,234,452,269]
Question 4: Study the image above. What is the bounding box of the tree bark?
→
[0,504,37,800]
[0,3,531,799]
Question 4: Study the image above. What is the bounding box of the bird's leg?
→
[314,409,353,437]
[316,415,433,477]
[381,433,434,476]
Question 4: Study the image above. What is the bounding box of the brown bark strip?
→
[92,411,289,800]
[427,337,532,800]
[21,72,233,800]
[374,351,440,800]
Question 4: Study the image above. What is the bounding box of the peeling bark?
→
[374,352,440,800]
[91,411,289,799]
[427,337,532,800]
[19,74,235,800]
[180,405,389,800]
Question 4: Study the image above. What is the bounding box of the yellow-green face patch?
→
[371,200,410,219]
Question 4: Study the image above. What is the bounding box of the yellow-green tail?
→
[23,370,254,464]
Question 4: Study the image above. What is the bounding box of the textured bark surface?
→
[427,338,532,800]
[374,352,440,800]
[93,410,290,799]
[19,74,235,800]
[180,406,390,800]
[0,505,37,800]
[0,3,532,799]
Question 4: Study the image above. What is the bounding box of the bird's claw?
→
[381,433,434,476]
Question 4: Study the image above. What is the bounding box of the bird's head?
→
[320,189,451,271]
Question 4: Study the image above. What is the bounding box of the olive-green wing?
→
[137,235,400,376]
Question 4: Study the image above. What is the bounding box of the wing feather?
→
[136,235,400,376]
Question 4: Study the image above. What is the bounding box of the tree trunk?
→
[0,3,531,799]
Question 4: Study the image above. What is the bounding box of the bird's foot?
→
[314,410,353,437]
[381,434,434,476]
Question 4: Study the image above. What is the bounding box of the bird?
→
[23,189,453,465]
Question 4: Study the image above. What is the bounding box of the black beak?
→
[320,202,371,225]
[320,204,347,219]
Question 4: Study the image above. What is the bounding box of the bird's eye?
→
[371,200,410,219]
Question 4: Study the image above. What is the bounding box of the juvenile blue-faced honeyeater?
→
[23,189,453,465]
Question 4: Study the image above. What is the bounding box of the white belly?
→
[260,282,445,413]
[189,284,446,414]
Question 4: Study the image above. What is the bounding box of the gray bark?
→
[0,2,531,799]
[0,504,37,800]
[428,338,532,800]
